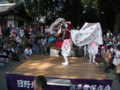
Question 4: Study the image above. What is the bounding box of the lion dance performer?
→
[88,41,98,62]
[49,18,73,65]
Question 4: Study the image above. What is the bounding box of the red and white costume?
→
[59,24,73,65]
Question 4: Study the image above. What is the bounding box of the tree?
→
[62,0,83,27]
[108,0,120,34]
[8,0,17,3]
[81,0,99,22]
[7,0,118,33]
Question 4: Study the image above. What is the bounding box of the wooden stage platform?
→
[10,55,110,80]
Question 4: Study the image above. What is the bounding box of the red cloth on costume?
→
[64,24,73,39]
[55,41,63,48]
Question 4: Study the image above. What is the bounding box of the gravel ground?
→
[0,56,120,90]
[0,55,26,90]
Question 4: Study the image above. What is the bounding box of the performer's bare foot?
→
[62,62,69,66]
[56,55,60,57]
[93,60,96,63]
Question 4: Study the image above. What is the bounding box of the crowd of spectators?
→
[0,25,56,66]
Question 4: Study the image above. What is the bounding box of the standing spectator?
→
[27,25,33,38]
[19,26,25,38]
[15,35,22,49]
[113,45,120,82]
[83,45,88,58]
[1,25,7,38]
[36,28,41,38]
[44,26,49,34]
[76,26,80,30]
[40,26,44,35]
[28,36,34,44]
[101,41,107,58]
[10,28,17,38]
[0,26,2,42]
[33,37,40,55]
[15,27,20,35]
[33,75,47,90]
[106,30,113,39]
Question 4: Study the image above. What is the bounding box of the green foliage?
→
[8,0,17,3]
[7,0,120,34]
[24,0,48,17]
[81,0,99,21]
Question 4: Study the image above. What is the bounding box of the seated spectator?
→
[48,35,56,45]
[116,33,120,41]
[40,36,47,55]
[11,46,19,62]
[0,26,2,37]
[24,46,32,59]
[7,44,13,56]
[0,49,8,66]
[33,75,47,90]
[106,39,113,47]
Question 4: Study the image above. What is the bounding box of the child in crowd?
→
[104,46,112,73]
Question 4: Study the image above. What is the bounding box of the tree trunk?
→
[114,12,120,35]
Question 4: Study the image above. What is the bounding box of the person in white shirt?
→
[106,30,113,39]
[24,47,32,59]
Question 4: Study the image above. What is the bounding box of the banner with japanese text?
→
[6,73,113,90]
